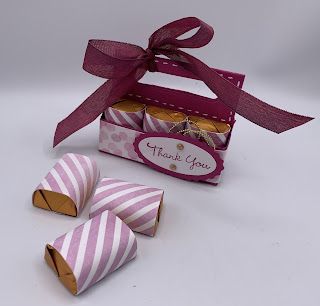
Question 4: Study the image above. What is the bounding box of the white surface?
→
[0,76,319,306]
[1,1,320,305]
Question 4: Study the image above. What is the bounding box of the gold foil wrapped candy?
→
[143,105,186,133]
[45,210,137,295]
[186,115,231,149]
[104,99,145,130]
[33,153,99,217]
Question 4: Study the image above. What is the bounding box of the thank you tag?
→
[134,133,224,181]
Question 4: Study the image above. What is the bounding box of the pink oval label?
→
[133,133,224,181]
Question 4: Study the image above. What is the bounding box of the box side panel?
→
[99,120,144,163]
[99,119,227,185]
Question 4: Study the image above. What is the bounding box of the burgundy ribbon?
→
[54,17,313,147]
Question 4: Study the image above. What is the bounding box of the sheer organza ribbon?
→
[53,17,313,147]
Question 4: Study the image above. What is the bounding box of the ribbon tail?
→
[175,51,314,133]
[53,72,143,147]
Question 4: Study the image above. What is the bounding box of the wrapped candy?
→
[89,177,164,237]
[143,105,186,134]
[186,115,231,149]
[33,153,99,217]
[45,210,137,295]
[104,99,145,131]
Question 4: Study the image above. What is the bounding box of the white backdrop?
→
[1,0,320,96]
[0,1,320,306]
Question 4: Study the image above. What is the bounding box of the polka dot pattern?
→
[99,121,143,162]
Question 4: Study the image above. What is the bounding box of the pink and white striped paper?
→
[186,121,230,149]
[33,153,99,216]
[46,210,137,295]
[143,111,185,134]
[89,178,164,237]
[104,105,145,131]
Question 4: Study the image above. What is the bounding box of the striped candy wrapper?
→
[143,105,186,134]
[45,210,137,295]
[186,116,231,150]
[89,178,164,237]
[33,153,99,217]
[104,99,145,131]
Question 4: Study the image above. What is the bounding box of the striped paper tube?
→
[45,210,137,295]
[186,116,231,149]
[143,105,186,134]
[33,153,99,217]
[104,99,145,131]
[89,178,164,237]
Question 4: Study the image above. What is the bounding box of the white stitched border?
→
[124,60,240,122]
[126,93,235,122]
[153,59,241,87]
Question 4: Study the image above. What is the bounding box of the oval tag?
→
[133,133,224,181]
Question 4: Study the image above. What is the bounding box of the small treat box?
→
[98,65,244,185]
[53,17,313,184]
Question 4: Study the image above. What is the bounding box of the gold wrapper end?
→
[188,115,231,133]
[45,245,77,295]
[112,100,145,112]
[33,190,77,217]
[146,106,186,122]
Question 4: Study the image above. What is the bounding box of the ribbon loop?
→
[149,17,214,49]
[53,17,313,147]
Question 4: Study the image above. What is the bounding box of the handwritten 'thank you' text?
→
[146,142,211,171]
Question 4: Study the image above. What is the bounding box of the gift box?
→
[53,17,313,185]
[45,210,137,295]
[98,64,243,185]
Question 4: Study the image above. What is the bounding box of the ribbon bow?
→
[53,17,313,147]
